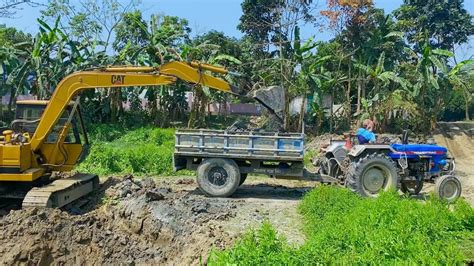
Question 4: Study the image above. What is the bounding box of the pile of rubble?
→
[0,176,237,265]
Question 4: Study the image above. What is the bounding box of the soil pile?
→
[433,122,474,205]
[0,177,237,265]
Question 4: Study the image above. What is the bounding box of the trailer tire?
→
[434,175,461,202]
[239,174,247,186]
[197,158,240,197]
[346,153,398,197]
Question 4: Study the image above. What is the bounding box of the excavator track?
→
[22,174,99,208]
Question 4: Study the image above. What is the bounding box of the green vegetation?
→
[303,148,317,168]
[77,126,178,176]
[209,186,474,264]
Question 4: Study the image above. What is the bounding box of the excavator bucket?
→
[22,174,99,208]
[250,86,285,121]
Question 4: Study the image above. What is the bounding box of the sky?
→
[1,0,473,59]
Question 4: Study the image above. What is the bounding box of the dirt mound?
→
[433,122,474,205]
[0,177,237,265]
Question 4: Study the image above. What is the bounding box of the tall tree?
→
[394,0,474,55]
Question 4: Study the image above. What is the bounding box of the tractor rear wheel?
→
[434,175,461,202]
[346,153,398,197]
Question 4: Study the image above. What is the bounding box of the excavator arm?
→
[30,61,242,152]
[0,61,244,208]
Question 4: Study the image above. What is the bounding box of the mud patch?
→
[0,177,238,265]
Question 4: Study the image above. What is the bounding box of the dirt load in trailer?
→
[174,129,320,197]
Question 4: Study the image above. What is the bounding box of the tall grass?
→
[77,126,177,175]
[209,186,474,264]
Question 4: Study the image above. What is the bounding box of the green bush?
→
[77,127,177,175]
[209,186,474,265]
[208,222,295,265]
[87,124,127,142]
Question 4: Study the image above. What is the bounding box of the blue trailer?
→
[173,129,326,197]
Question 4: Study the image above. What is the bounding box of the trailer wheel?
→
[346,153,398,197]
[434,175,461,202]
[239,174,247,186]
[197,158,240,197]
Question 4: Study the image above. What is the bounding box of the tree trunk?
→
[356,77,362,114]
[346,61,352,123]
[283,91,290,131]
[188,87,207,128]
[298,96,306,132]
[330,91,334,133]
[188,92,198,128]
[8,86,15,113]
[465,91,471,121]
[109,89,121,123]
[466,101,470,121]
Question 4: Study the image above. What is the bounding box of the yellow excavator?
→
[0,61,243,208]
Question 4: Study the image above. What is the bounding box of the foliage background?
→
[1,0,473,134]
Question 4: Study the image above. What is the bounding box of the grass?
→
[303,148,317,167]
[208,186,474,265]
[77,126,182,176]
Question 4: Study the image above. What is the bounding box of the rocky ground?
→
[0,122,472,265]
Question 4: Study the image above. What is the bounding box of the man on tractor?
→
[356,119,376,144]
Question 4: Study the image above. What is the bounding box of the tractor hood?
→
[391,144,447,154]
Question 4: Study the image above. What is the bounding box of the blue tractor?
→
[318,131,461,202]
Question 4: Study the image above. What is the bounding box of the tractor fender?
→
[348,144,395,158]
[324,140,347,163]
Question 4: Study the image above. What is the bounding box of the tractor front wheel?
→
[346,153,398,197]
[434,175,461,202]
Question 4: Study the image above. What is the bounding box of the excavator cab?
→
[12,100,89,171]
[0,99,97,208]
[14,100,88,144]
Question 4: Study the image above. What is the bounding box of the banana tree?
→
[292,26,330,131]
[411,43,454,128]
[8,18,92,99]
[354,51,411,126]
[181,41,242,128]
[448,60,474,120]
[1,45,31,118]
